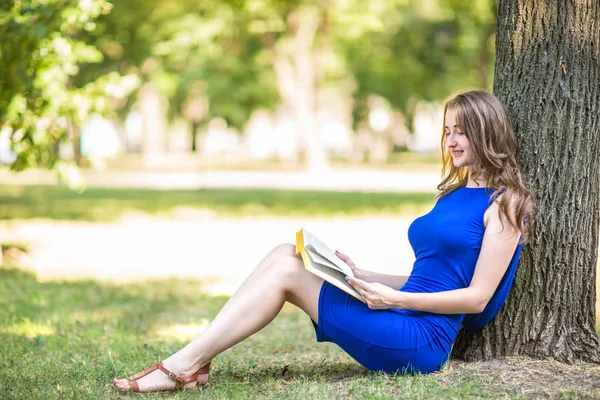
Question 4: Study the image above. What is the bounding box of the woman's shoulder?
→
[484,190,521,228]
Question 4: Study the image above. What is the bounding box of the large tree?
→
[453,0,600,362]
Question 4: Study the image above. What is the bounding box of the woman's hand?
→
[334,251,367,280]
[347,277,402,310]
[335,251,410,291]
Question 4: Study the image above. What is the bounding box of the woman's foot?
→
[113,360,210,393]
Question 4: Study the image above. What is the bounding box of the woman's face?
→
[444,108,473,168]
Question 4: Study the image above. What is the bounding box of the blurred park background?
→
[2,1,600,398]
[1,0,501,287]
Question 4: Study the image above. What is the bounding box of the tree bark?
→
[453,0,600,363]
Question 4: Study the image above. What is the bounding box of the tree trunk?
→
[273,7,328,172]
[69,119,82,167]
[453,0,600,363]
[191,122,199,153]
[139,83,165,167]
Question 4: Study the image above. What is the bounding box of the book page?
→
[304,249,364,302]
[301,229,354,277]
[305,248,344,273]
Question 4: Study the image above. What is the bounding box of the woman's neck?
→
[466,170,487,188]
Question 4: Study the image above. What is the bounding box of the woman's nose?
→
[446,134,456,146]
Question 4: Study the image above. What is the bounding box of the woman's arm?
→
[349,201,521,313]
[356,270,409,291]
[335,251,409,290]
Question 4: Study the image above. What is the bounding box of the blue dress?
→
[312,186,522,374]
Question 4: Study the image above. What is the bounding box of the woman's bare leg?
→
[214,243,298,317]
[114,243,324,392]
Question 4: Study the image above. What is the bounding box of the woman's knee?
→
[268,243,297,259]
[266,254,305,278]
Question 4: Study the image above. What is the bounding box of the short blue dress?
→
[312,186,522,374]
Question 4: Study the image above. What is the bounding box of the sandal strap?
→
[197,362,211,385]
[123,360,212,392]
[127,363,160,393]
[128,363,159,380]
[198,361,211,375]
[157,361,199,388]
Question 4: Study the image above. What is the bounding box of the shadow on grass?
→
[217,362,368,382]
[2,267,599,399]
[0,267,221,397]
[0,185,435,221]
[0,266,367,399]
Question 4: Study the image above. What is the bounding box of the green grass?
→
[0,185,435,221]
[96,152,443,173]
[2,266,599,399]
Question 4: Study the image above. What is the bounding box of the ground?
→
[1,179,599,399]
[2,266,600,399]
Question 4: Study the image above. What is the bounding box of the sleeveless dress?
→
[312,186,522,374]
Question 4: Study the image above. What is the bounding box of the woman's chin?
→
[452,158,471,168]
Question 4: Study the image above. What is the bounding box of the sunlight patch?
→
[2,320,55,338]
[154,320,210,341]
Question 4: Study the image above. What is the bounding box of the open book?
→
[295,228,366,303]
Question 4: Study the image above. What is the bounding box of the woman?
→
[113,90,533,392]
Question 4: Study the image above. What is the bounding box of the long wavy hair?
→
[437,90,534,243]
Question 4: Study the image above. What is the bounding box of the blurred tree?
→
[443,0,497,90]
[78,0,278,155]
[343,0,497,130]
[452,0,600,363]
[76,0,178,161]
[182,82,209,153]
[59,0,497,169]
[0,0,138,178]
[237,0,436,170]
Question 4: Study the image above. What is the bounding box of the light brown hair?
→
[437,90,534,243]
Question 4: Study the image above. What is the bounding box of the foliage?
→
[0,0,138,175]
[2,0,496,172]
[79,0,496,128]
[342,0,496,125]
[78,0,280,130]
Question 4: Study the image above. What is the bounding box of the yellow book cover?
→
[295,228,365,303]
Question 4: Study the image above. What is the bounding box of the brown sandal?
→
[115,360,211,392]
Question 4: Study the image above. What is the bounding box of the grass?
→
[2,266,600,399]
[97,152,443,173]
[0,185,435,221]
[2,182,600,398]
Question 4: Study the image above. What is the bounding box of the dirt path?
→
[0,168,438,293]
[1,217,416,294]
